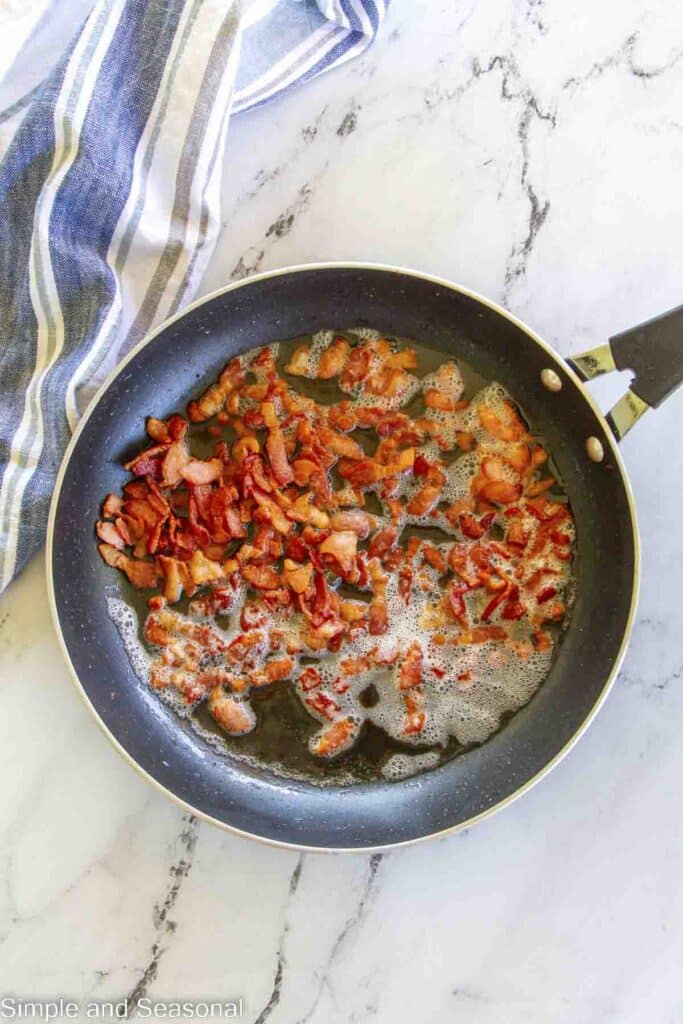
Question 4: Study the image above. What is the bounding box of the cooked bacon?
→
[320,530,358,576]
[284,344,311,376]
[251,656,294,687]
[368,526,398,559]
[424,389,465,412]
[241,564,281,590]
[102,493,123,518]
[181,458,222,485]
[98,543,159,588]
[96,520,125,550]
[329,510,374,538]
[208,690,256,735]
[283,558,313,594]
[317,337,350,378]
[477,402,526,442]
[161,440,190,487]
[310,717,355,756]
[266,428,294,485]
[97,333,575,765]
[188,359,244,422]
[403,690,426,734]
[477,480,521,505]
[399,642,423,690]
[407,483,441,516]
[298,667,322,691]
[305,690,341,721]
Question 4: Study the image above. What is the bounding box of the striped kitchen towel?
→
[0,0,389,593]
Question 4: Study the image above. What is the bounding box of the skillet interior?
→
[50,266,637,849]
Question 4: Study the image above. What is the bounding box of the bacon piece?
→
[284,344,311,376]
[96,520,125,550]
[298,667,322,691]
[252,488,292,534]
[403,690,426,734]
[161,440,190,487]
[156,555,190,603]
[181,458,222,485]
[251,656,294,687]
[98,543,159,588]
[368,526,398,560]
[102,493,123,518]
[424,389,465,412]
[536,585,558,605]
[455,430,475,451]
[422,544,447,573]
[320,530,358,576]
[340,344,372,390]
[266,429,294,486]
[407,484,441,516]
[319,427,364,460]
[189,549,225,586]
[241,564,281,590]
[305,690,341,721]
[283,558,313,594]
[398,642,423,690]
[310,718,355,756]
[318,337,350,378]
[208,690,256,735]
[477,480,521,505]
[477,402,527,442]
[188,359,244,422]
[329,510,374,538]
[526,477,556,497]
[445,581,469,628]
[453,625,507,645]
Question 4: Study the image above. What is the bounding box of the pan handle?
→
[567,303,683,439]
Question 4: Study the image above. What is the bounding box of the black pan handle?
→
[567,303,683,439]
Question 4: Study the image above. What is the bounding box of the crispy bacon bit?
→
[368,526,398,559]
[329,510,374,538]
[453,625,507,645]
[305,690,341,721]
[318,338,350,378]
[477,402,527,442]
[310,717,355,756]
[422,544,447,573]
[242,564,281,590]
[536,585,558,604]
[407,483,441,516]
[446,581,469,628]
[477,480,521,505]
[283,558,313,594]
[424,389,465,412]
[251,656,294,687]
[403,690,426,734]
[299,667,322,691]
[188,359,244,422]
[208,690,256,735]
[181,458,222,485]
[399,642,423,690]
[284,344,311,376]
[320,531,358,576]
[96,520,125,550]
[98,543,159,588]
[102,493,123,518]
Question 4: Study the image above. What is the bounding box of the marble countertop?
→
[2,1,683,1019]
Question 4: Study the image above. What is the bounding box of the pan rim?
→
[45,260,641,853]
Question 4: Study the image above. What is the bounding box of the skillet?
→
[47,263,683,850]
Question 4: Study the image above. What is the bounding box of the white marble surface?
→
[2,1,683,1019]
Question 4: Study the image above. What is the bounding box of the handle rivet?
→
[586,436,604,462]
[541,368,562,392]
